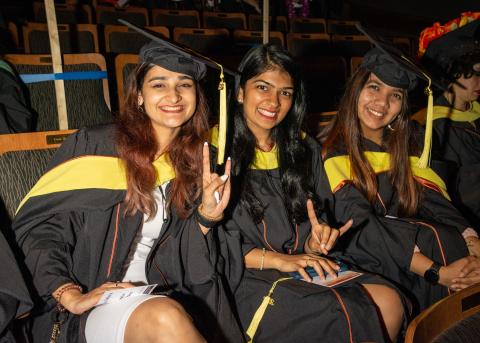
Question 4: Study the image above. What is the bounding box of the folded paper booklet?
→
[96,284,158,306]
[290,264,363,287]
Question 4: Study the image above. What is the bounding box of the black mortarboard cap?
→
[355,22,439,168]
[356,23,445,91]
[139,41,206,81]
[421,14,480,71]
[361,47,418,91]
[118,19,239,167]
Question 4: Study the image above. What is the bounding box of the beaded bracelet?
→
[196,204,223,228]
[54,284,83,305]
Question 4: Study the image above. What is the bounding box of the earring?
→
[137,104,145,113]
[387,124,395,131]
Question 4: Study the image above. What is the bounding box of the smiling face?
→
[357,72,405,144]
[452,62,480,106]
[237,67,294,142]
[138,65,197,142]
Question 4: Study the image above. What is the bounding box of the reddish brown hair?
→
[321,67,422,217]
[116,63,209,219]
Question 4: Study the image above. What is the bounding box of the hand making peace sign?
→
[200,142,232,221]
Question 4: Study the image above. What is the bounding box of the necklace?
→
[159,185,167,223]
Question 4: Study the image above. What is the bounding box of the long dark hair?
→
[116,63,209,219]
[321,67,422,216]
[231,44,319,224]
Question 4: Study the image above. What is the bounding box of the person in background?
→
[413,12,480,234]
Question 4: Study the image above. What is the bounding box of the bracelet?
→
[260,248,266,270]
[196,204,223,228]
[54,284,83,305]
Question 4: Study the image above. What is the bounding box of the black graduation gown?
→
[12,125,244,343]
[0,230,32,343]
[323,137,470,312]
[223,136,406,343]
[412,97,480,233]
[0,61,35,134]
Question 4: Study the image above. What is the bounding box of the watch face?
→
[425,268,440,284]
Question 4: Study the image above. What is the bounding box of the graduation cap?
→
[355,22,441,168]
[118,19,239,168]
[419,12,480,72]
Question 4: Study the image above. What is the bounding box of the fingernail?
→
[220,174,229,182]
[321,243,326,249]
[204,141,208,146]
[227,156,231,161]
[214,191,220,204]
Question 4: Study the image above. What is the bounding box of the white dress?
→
[85,184,168,343]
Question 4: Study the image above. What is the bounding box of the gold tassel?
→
[417,81,433,168]
[245,277,291,342]
[397,55,434,168]
[217,68,227,165]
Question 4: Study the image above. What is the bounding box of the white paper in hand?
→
[96,284,157,306]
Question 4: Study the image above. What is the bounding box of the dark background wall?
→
[338,0,479,36]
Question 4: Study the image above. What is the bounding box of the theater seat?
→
[33,2,93,24]
[305,111,337,137]
[104,25,169,54]
[405,283,480,343]
[23,23,99,54]
[298,56,347,112]
[0,130,75,225]
[4,53,112,131]
[115,54,139,111]
[152,9,200,28]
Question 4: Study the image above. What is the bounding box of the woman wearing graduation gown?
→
[412,12,480,233]
[320,46,480,312]
[220,44,406,343]
[12,40,243,343]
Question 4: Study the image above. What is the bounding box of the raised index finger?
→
[307,199,320,226]
[202,142,211,186]
[338,219,354,236]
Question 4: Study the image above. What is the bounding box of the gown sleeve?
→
[417,186,471,234]
[15,212,85,300]
[13,130,97,300]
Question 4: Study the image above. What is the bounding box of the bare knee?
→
[364,284,403,311]
[142,297,191,330]
[363,284,404,341]
[125,297,201,343]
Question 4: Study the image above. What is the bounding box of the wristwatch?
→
[424,261,442,285]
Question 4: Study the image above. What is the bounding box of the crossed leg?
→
[124,297,206,343]
[363,284,404,342]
